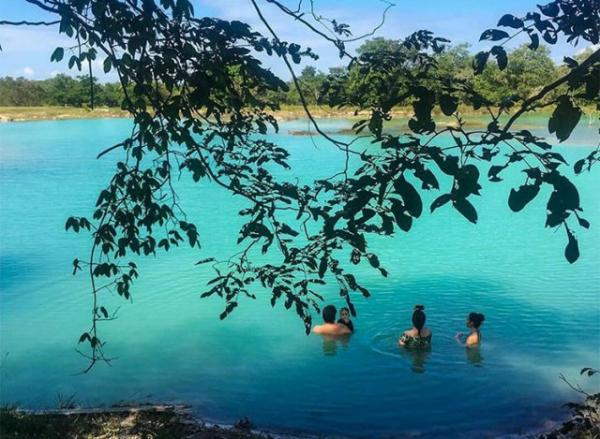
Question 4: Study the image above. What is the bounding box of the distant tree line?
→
[0,40,593,109]
[0,74,124,107]
[281,40,594,109]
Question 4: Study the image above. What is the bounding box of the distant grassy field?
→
[0,104,597,123]
[0,106,129,122]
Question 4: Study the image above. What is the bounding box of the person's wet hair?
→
[412,305,426,336]
[340,307,350,315]
[322,305,337,324]
[468,312,485,329]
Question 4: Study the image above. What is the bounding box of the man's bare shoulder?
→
[312,324,325,334]
[313,323,350,336]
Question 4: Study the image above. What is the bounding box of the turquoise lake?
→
[0,117,599,438]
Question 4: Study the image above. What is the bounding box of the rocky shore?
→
[2,393,599,439]
[0,404,319,439]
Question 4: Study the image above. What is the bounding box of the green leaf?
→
[528,33,540,50]
[51,47,64,62]
[473,51,490,75]
[453,198,478,224]
[548,97,581,142]
[59,17,74,37]
[368,254,380,269]
[430,194,451,212]
[393,176,423,218]
[103,57,112,73]
[368,111,383,137]
[390,199,412,232]
[488,165,506,182]
[564,228,579,264]
[72,258,81,275]
[439,94,458,116]
[508,184,540,212]
[491,46,508,70]
[318,255,328,278]
[538,2,560,17]
[479,29,510,41]
[497,14,524,28]
[577,216,590,229]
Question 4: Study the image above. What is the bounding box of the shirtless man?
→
[312,305,352,336]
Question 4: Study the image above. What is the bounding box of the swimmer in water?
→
[313,305,352,336]
[337,307,354,332]
[399,305,432,348]
[455,312,485,347]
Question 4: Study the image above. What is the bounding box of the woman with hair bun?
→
[399,305,432,348]
[455,312,485,346]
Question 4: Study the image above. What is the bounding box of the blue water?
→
[0,117,599,438]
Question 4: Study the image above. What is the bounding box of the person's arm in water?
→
[398,331,409,346]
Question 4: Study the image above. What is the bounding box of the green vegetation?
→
[2,0,598,372]
[0,406,265,439]
[0,75,124,107]
[1,41,592,112]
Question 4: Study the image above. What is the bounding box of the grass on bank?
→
[0,106,129,122]
[1,104,598,123]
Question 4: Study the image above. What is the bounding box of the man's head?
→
[322,305,337,323]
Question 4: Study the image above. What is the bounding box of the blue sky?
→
[0,0,595,81]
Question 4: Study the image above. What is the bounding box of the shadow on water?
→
[1,273,597,438]
[0,255,37,292]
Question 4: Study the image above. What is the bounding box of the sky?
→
[0,0,596,81]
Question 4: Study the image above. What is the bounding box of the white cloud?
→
[22,66,35,77]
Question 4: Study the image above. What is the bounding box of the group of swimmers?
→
[313,304,485,348]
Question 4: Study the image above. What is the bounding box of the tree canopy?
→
[2,0,598,371]
[0,41,567,109]
[0,74,125,107]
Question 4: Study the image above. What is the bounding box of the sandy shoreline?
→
[1,105,597,124]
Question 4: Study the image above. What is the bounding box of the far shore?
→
[1,105,598,124]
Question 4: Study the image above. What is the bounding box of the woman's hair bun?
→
[478,313,485,322]
[414,304,425,311]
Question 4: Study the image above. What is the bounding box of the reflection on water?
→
[399,346,432,374]
[466,346,484,367]
[319,334,350,356]
[371,331,433,373]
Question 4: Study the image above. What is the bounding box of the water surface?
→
[0,117,599,438]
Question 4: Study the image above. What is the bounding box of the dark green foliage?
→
[549,96,582,142]
[508,184,540,212]
[6,0,598,370]
[0,406,259,439]
[540,369,600,438]
[0,75,125,107]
